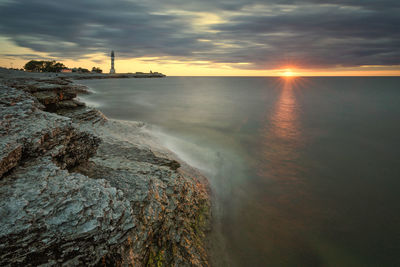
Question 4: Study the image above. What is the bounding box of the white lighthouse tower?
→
[110,50,116,74]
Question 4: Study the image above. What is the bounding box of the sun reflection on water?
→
[257,77,304,182]
[270,78,300,141]
[236,76,314,265]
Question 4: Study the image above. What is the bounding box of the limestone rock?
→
[2,77,89,111]
[0,76,210,267]
[57,106,107,125]
[74,119,210,266]
[0,85,99,177]
[0,158,134,266]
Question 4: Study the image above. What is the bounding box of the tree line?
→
[24,60,66,72]
[24,60,102,73]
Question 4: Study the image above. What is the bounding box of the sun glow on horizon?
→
[282,69,296,77]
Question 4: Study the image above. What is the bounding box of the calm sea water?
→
[79,77,400,266]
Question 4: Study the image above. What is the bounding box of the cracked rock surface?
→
[0,74,210,266]
[73,119,211,266]
[0,158,134,266]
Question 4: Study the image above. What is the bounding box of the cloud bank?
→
[0,0,399,69]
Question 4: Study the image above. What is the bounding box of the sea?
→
[78,77,400,266]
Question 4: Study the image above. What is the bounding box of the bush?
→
[24,60,66,72]
[91,67,103,73]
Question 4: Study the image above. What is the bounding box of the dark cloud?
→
[209,3,400,68]
[0,0,213,58]
[0,0,399,69]
[2,53,48,60]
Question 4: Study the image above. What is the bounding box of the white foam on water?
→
[77,96,101,108]
[75,84,102,108]
[143,125,219,176]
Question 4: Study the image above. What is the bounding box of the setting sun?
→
[282,69,295,77]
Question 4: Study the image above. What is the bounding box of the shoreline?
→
[0,69,211,266]
[0,68,166,80]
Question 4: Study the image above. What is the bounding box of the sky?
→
[0,0,399,76]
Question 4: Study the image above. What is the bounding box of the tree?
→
[78,67,90,73]
[52,62,66,72]
[91,67,103,73]
[24,60,43,72]
[24,60,66,72]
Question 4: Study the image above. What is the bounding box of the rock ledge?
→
[0,76,210,266]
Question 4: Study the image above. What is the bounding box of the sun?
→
[283,69,295,77]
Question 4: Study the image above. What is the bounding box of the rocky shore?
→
[0,71,210,266]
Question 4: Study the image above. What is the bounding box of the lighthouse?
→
[110,50,115,74]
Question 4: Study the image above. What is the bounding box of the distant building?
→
[110,50,116,74]
[60,68,72,73]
